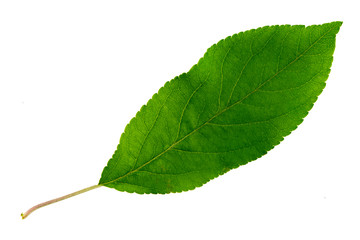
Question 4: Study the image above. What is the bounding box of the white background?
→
[1,0,359,239]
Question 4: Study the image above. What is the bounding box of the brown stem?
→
[21,184,102,219]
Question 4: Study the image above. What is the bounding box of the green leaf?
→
[99,22,342,194]
[21,22,342,219]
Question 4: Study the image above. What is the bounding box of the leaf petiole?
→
[21,184,102,219]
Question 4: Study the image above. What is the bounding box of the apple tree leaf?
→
[99,22,342,194]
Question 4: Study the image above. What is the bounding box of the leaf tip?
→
[322,21,343,36]
[333,21,343,27]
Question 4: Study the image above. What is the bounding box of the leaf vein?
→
[219,46,233,110]
[131,88,174,170]
[227,29,278,106]
[172,139,272,154]
[175,72,210,140]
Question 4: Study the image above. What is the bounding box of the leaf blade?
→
[99,22,342,194]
